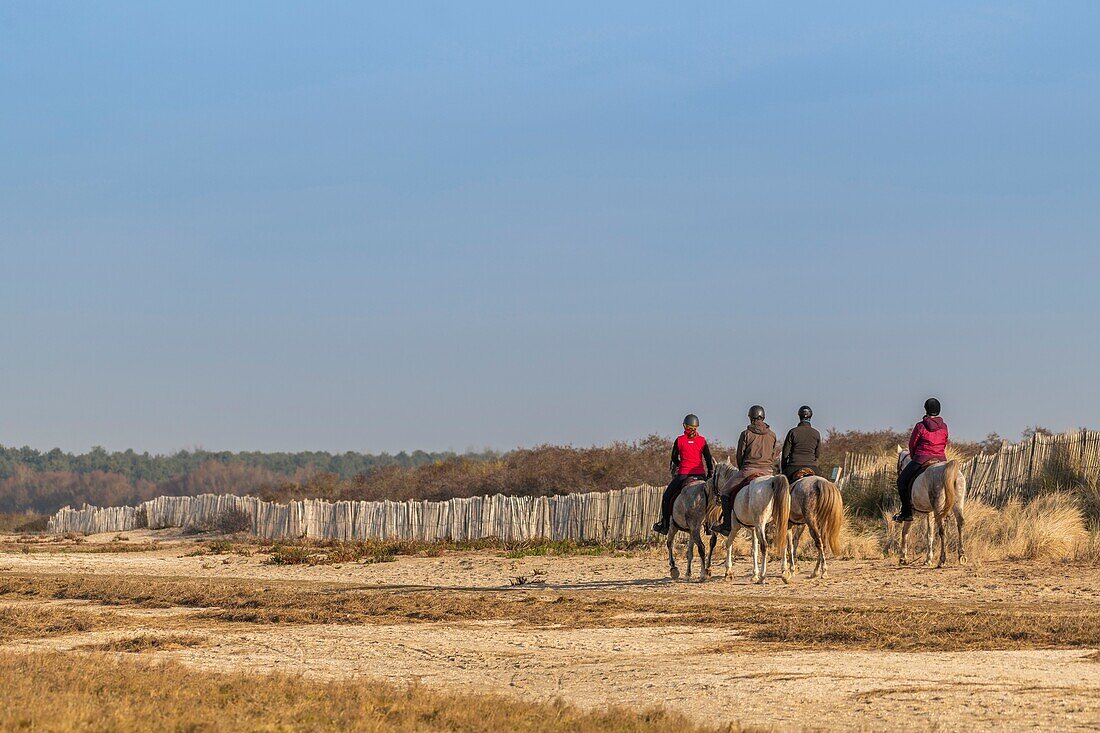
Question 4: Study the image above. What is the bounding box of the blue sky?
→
[2,2,1098,454]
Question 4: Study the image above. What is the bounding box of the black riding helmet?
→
[682,414,700,428]
[798,405,813,421]
[924,398,941,416]
[748,405,765,421]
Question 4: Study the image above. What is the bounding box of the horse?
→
[666,475,719,581]
[781,475,844,580]
[895,448,968,567]
[704,461,790,584]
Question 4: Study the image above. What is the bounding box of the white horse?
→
[896,448,968,567]
[705,461,790,584]
[782,474,844,580]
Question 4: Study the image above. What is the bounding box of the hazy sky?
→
[2,2,1098,454]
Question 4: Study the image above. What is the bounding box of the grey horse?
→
[666,475,719,581]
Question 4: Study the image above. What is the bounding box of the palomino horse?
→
[704,461,790,584]
[896,448,968,567]
[782,475,844,580]
[666,476,719,581]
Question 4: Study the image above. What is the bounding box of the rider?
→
[893,398,949,522]
[781,405,821,483]
[652,414,715,535]
[713,405,779,535]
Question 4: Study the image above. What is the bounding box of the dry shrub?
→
[214,507,251,534]
[827,518,883,559]
[0,651,730,733]
[0,513,48,533]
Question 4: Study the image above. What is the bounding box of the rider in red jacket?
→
[894,398,949,522]
[652,414,715,534]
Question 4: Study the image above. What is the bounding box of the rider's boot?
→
[892,485,914,523]
[651,517,668,535]
[713,494,732,535]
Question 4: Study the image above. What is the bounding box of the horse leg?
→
[724,530,736,581]
[750,527,764,584]
[667,526,679,579]
[686,526,694,578]
[955,505,967,565]
[792,525,805,574]
[924,514,936,567]
[759,526,769,584]
[780,525,792,584]
[806,518,825,579]
[693,529,708,581]
[706,531,718,576]
[899,519,911,565]
[936,513,948,568]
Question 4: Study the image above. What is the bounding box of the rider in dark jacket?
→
[652,414,715,534]
[893,398,950,522]
[713,405,778,535]
[781,405,821,483]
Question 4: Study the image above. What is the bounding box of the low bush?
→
[214,507,251,534]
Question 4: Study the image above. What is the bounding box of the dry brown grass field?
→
[2,513,1099,732]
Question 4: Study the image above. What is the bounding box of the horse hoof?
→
[781,573,791,585]
[898,558,908,566]
[669,566,680,579]
[810,570,821,579]
[820,571,829,580]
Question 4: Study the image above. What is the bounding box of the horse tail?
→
[940,460,959,518]
[816,480,844,554]
[771,474,790,555]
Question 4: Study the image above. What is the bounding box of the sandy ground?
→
[3,531,1100,731]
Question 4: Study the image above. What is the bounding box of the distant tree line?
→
[0,445,489,484]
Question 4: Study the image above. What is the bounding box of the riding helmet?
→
[798,405,813,421]
[924,398,941,416]
[748,405,766,421]
[682,414,700,428]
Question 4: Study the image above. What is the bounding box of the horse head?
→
[707,461,736,504]
[896,445,910,474]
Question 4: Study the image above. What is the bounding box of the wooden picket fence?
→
[47,484,665,542]
[47,429,1100,540]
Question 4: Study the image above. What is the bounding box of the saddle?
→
[727,472,768,499]
[791,467,816,481]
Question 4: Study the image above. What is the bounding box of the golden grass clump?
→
[963,493,1089,561]
[0,605,115,643]
[0,652,733,733]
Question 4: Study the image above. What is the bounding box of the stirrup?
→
[892,512,913,523]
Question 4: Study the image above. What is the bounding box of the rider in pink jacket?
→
[894,398,949,522]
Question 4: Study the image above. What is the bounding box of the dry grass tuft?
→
[0,651,731,733]
[0,604,115,643]
[77,633,207,653]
